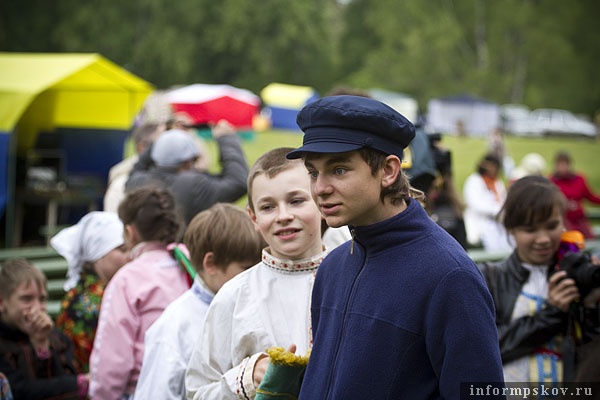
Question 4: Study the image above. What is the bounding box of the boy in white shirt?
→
[185,147,328,400]
[134,203,264,400]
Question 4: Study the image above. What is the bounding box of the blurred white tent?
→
[426,94,500,137]
[369,88,419,124]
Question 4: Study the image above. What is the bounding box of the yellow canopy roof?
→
[260,82,317,109]
[0,52,154,153]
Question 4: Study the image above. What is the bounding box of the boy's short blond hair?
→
[0,258,47,299]
[183,203,265,273]
[247,147,303,212]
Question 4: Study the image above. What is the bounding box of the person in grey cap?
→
[126,120,249,227]
[287,95,505,399]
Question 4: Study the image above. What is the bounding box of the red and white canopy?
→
[166,84,260,129]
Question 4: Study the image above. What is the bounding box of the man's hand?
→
[211,119,237,139]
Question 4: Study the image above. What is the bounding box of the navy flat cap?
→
[286,95,415,160]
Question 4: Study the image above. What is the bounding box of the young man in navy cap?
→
[287,95,505,399]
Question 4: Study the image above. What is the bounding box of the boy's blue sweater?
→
[299,199,504,399]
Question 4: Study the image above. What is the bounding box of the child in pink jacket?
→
[89,187,189,399]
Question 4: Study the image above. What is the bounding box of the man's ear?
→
[381,155,402,188]
[202,252,218,276]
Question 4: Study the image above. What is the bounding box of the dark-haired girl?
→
[89,186,189,399]
[479,175,600,385]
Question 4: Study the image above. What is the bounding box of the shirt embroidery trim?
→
[261,248,328,273]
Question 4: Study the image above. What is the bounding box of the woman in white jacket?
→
[463,152,513,251]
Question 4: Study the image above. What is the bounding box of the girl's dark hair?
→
[358,148,424,205]
[118,186,181,243]
[499,175,566,230]
[554,150,571,164]
[477,153,501,175]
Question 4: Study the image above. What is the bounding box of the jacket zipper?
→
[324,239,365,398]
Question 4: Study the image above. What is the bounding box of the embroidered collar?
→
[261,247,328,273]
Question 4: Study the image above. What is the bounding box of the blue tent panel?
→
[0,133,8,215]
[36,128,128,185]
[267,106,302,131]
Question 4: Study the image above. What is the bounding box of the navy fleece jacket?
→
[299,199,504,399]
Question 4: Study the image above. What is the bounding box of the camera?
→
[554,230,600,298]
[557,251,600,298]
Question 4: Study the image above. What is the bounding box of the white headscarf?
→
[50,211,125,291]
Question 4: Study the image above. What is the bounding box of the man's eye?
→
[335,167,346,175]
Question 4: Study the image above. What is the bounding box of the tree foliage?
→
[1,0,598,115]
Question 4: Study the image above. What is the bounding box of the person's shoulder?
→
[210,262,261,304]
[126,169,164,191]
[464,172,482,184]
[49,327,75,352]
[158,289,195,318]
[175,169,209,182]
[146,290,195,335]
[575,172,589,181]
[109,156,138,181]
[103,259,149,290]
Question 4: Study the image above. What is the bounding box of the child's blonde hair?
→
[0,259,47,299]
[247,147,303,212]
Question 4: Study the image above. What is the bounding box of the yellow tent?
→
[259,83,319,130]
[0,52,153,154]
[0,52,153,247]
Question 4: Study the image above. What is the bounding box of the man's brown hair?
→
[184,203,265,273]
[358,148,425,205]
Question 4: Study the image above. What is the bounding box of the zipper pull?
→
[350,229,355,255]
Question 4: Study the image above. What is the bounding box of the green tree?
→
[1,0,598,116]
[336,0,600,116]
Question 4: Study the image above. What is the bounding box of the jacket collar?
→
[506,251,531,284]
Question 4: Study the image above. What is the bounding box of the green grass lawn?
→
[203,130,600,211]
[441,134,600,192]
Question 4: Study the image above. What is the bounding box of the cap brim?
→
[286,142,363,159]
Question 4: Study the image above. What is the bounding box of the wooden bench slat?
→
[0,246,60,261]
[47,301,61,318]
[31,259,69,278]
